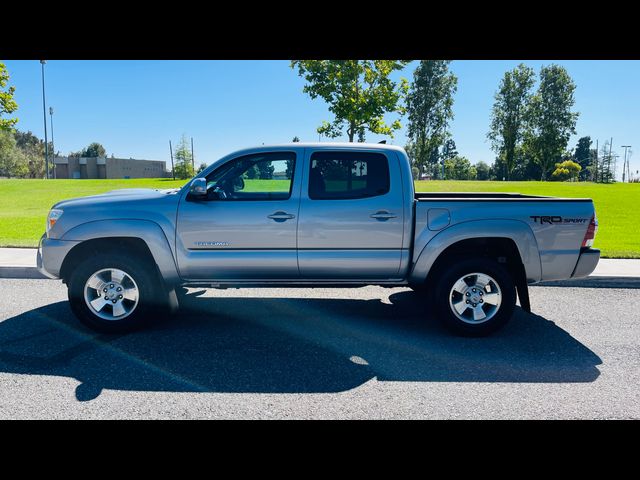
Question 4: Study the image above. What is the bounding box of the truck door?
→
[176,151,301,280]
[297,149,405,279]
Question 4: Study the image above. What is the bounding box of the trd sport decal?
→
[530,216,588,225]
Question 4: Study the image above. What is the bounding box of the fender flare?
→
[410,219,542,284]
[61,219,180,285]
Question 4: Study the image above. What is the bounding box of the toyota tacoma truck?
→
[38,143,600,336]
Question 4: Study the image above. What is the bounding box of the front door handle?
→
[370,210,397,221]
[268,211,296,222]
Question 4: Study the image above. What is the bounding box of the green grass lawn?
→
[0,178,638,258]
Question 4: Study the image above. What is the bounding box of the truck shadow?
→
[0,290,602,401]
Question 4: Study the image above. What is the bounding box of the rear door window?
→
[308,151,390,200]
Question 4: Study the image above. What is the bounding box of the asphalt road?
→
[0,279,638,419]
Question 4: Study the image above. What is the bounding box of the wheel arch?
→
[410,219,542,285]
[59,219,180,286]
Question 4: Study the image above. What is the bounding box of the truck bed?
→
[415,192,592,202]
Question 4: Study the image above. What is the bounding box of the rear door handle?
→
[268,211,296,222]
[370,210,397,221]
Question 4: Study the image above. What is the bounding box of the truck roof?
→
[227,142,407,156]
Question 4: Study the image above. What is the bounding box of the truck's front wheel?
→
[434,257,516,336]
[68,254,165,333]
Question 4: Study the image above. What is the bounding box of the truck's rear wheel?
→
[68,253,165,333]
[434,257,516,336]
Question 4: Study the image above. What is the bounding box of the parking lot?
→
[0,278,638,419]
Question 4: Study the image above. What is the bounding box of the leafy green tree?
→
[0,130,17,176]
[0,130,28,178]
[475,161,490,180]
[174,135,194,179]
[406,60,457,176]
[573,136,592,181]
[245,164,258,179]
[525,65,579,180]
[14,130,48,178]
[487,64,535,180]
[291,60,409,142]
[0,63,18,131]
[551,159,581,181]
[257,160,274,180]
[196,163,207,174]
[444,155,474,180]
[81,142,107,157]
[441,138,458,161]
[411,166,420,180]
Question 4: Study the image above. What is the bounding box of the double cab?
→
[38,143,599,336]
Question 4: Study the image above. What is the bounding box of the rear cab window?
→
[308,151,390,200]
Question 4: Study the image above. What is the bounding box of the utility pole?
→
[594,139,599,183]
[49,107,56,179]
[169,140,175,180]
[191,137,195,173]
[621,145,631,183]
[608,137,614,183]
[40,60,49,179]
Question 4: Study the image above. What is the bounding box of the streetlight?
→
[621,145,631,183]
[49,107,55,179]
[40,60,49,179]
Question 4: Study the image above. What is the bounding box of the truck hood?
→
[52,188,179,210]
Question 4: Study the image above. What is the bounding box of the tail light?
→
[581,214,598,248]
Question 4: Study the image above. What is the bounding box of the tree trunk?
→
[348,122,356,142]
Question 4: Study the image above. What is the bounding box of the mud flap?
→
[515,265,531,313]
[167,287,180,314]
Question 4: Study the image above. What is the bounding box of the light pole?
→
[40,60,49,179]
[49,107,55,179]
[621,145,631,183]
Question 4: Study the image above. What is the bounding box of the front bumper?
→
[571,248,600,278]
[37,234,80,280]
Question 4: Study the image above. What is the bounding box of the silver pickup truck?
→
[38,143,599,336]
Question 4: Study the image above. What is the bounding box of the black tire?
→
[433,257,516,337]
[68,253,168,333]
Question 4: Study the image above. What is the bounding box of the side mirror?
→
[189,178,207,197]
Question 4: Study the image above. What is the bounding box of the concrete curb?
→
[536,276,640,289]
[1,248,639,286]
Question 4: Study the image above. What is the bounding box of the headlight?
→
[46,209,63,234]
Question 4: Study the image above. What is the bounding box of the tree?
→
[551,160,581,181]
[525,65,579,180]
[444,155,474,180]
[292,136,300,142]
[14,130,48,178]
[599,140,615,184]
[196,163,207,174]
[81,142,107,157]
[173,135,194,179]
[257,160,274,180]
[0,130,17,176]
[441,138,458,161]
[0,63,18,131]
[0,130,28,178]
[475,161,490,180]
[291,60,409,142]
[572,136,592,181]
[405,60,457,177]
[487,64,535,180]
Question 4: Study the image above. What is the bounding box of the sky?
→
[2,60,639,179]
